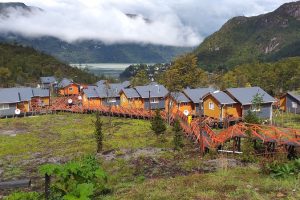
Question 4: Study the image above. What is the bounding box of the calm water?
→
[71,63,133,77]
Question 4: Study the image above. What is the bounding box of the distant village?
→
[0,76,299,121]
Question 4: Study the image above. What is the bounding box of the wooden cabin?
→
[280,92,300,114]
[40,76,57,89]
[225,87,276,120]
[183,87,214,116]
[82,81,130,108]
[0,87,50,117]
[31,88,51,107]
[165,92,193,115]
[134,83,169,110]
[120,88,144,109]
[58,78,80,96]
[203,91,241,121]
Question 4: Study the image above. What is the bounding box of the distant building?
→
[203,91,240,121]
[40,76,57,89]
[280,92,300,114]
[165,92,193,115]
[82,81,130,107]
[0,87,50,117]
[134,83,168,110]
[225,87,276,120]
[58,78,80,96]
[183,87,214,115]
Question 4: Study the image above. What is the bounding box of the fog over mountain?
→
[0,0,296,47]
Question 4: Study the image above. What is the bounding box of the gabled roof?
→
[287,92,300,103]
[83,86,99,98]
[32,88,50,97]
[122,81,131,88]
[135,84,168,98]
[58,78,76,88]
[183,88,214,103]
[121,88,140,98]
[0,87,50,103]
[40,76,57,84]
[171,92,191,103]
[0,88,21,103]
[96,80,106,86]
[226,87,275,105]
[206,91,237,105]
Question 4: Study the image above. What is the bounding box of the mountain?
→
[0,43,97,87]
[194,1,300,71]
[0,2,192,64]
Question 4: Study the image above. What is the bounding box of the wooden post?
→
[45,174,51,200]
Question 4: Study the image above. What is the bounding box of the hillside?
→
[0,43,97,87]
[0,2,192,64]
[194,1,300,71]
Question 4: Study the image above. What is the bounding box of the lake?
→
[70,63,134,78]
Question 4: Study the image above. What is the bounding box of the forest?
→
[0,43,97,87]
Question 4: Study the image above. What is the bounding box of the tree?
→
[94,112,104,153]
[130,69,150,86]
[150,110,166,136]
[244,110,260,124]
[173,119,184,150]
[159,53,208,89]
[251,93,264,114]
[0,67,11,86]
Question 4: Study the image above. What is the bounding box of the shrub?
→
[4,192,40,200]
[263,158,300,178]
[39,155,108,199]
[150,110,166,136]
[173,119,184,150]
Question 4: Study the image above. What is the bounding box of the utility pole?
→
[148,90,151,115]
[199,99,204,157]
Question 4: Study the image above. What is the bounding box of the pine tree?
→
[94,112,104,153]
[173,119,184,150]
[150,110,166,136]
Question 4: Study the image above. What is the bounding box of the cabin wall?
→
[144,98,165,110]
[102,98,121,106]
[203,96,221,119]
[223,104,242,119]
[243,103,273,120]
[0,103,17,117]
[165,97,193,114]
[31,97,50,107]
[279,96,287,111]
[59,84,80,96]
[286,95,300,114]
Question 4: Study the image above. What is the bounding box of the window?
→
[0,104,9,110]
[182,102,188,106]
[209,102,214,110]
[69,87,73,91]
[108,98,117,103]
[292,102,298,109]
[150,98,159,103]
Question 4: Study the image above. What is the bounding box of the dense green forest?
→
[194,1,300,71]
[0,43,97,87]
[129,54,300,96]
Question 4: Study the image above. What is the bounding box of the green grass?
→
[273,111,300,129]
[1,113,299,199]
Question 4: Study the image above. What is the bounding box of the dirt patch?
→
[100,148,169,161]
[131,156,244,178]
[0,129,28,136]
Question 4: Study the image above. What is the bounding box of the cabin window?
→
[69,87,73,91]
[182,102,188,106]
[0,104,9,110]
[252,108,261,112]
[292,102,298,109]
[150,98,159,104]
[108,98,117,103]
[209,102,214,110]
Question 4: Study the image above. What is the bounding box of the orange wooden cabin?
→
[203,91,241,121]
[165,92,193,115]
[120,88,144,109]
[58,78,80,96]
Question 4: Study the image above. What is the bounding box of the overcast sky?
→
[0,0,296,46]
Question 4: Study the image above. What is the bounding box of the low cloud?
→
[0,0,295,46]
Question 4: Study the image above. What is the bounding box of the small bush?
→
[4,192,40,200]
[263,158,300,178]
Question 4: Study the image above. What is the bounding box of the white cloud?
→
[0,0,295,46]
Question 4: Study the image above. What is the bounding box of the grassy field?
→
[0,113,299,199]
[273,111,300,129]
